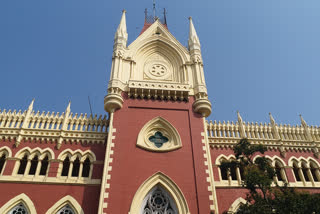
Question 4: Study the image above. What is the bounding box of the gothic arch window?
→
[137,117,182,152]
[0,153,6,175]
[39,155,49,176]
[17,155,28,175]
[45,195,84,214]
[81,157,91,178]
[292,162,302,182]
[14,148,53,178]
[61,156,71,177]
[71,157,80,177]
[141,186,178,214]
[8,203,28,214]
[0,194,37,214]
[310,161,320,182]
[28,155,39,175]
[301,162,310,182]
[58,150,95,179]
[129,172,190,214]
[57,205,75,214]
[274,161,286,182]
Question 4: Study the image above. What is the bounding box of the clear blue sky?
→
[0,0,319,125]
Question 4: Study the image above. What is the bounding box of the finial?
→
[188,17,200,51]
[28,98,35,111]
[269,112,276,125]
[237,111,243,122]
[122,9,126,13]
[114,10,128,46]
[299,114,307,127]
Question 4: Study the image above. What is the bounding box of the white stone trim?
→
[201,117,218,213]
[128,172,190,214]
[228,197,247,213]
[46,195,84,214]
[0,193,37,214]
[137,116,182,152]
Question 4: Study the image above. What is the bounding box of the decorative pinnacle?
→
[122,9,126,13]
[269,112,276,125]
[188,16,200,51]
[114,9,128,44]
[28,99,35,111]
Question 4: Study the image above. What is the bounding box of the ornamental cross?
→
[149,132,169,148]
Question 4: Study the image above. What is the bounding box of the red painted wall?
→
[105,95,212,214]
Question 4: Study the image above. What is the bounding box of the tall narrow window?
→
[28,155,39,175]
[39,155,49,176]
[275,162,283,181]
[0,154,6,174]
[82,157,91,178]
[239,165,245,180]
[142,186,177,214]
[71,157,80,177]
[310,164,319,182]
[61,157,70,176]
[302,165,310,181]
[57,204,75,214]
[8,203,28,214]
[18,155,28,175]
[293,164,301,181]
[230,165,237,181]
[220,165,228,180]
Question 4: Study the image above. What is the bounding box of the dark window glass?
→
[39,156,49,176]
[29,155,39,175]
[310,166,319,182]
[82,158,91,177]
[293,165,301,181]
[18,155,28,175]
[220,166,228,180]
[0,154,6,174]
[61,157,70,176]
[275,163,283,181]
[302,166,310,181]
[239,165,245,180]
[72,157,80,177]
[230,165,237,180]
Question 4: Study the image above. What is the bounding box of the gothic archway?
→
[129,172,190,214]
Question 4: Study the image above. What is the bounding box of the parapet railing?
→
[206,113,320,157]
[0,101,109,148]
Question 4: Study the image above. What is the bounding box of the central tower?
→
[99,9,217,214]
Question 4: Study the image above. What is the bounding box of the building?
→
[0,9,320,214]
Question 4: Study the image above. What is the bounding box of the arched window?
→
[141,186,177,214]
[28,155,39,175]
[275,161,286,182]
[39,155,49,176]
[18,155,28,175]
[71,157,80,177]
[7,203,28,214]
[301,163,310,182]
[61,157,70,176]
[293,163,302,182]
[57,205,75,214]
[230,165,237,181]
[219,159,228,180]
[310,162,320,182]
[82,157,91,178]
[0,154,6,174]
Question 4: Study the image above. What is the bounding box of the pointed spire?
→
[299,114,308,127]
[27,99,35,112]
[237,111,246,138]
[65,101,71,116]
[237,111,243,123]
[114,10,128,47]
[300,114,313,142]
[269,112,276,126]
[188,17,200,51]
[269,113,281,140]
